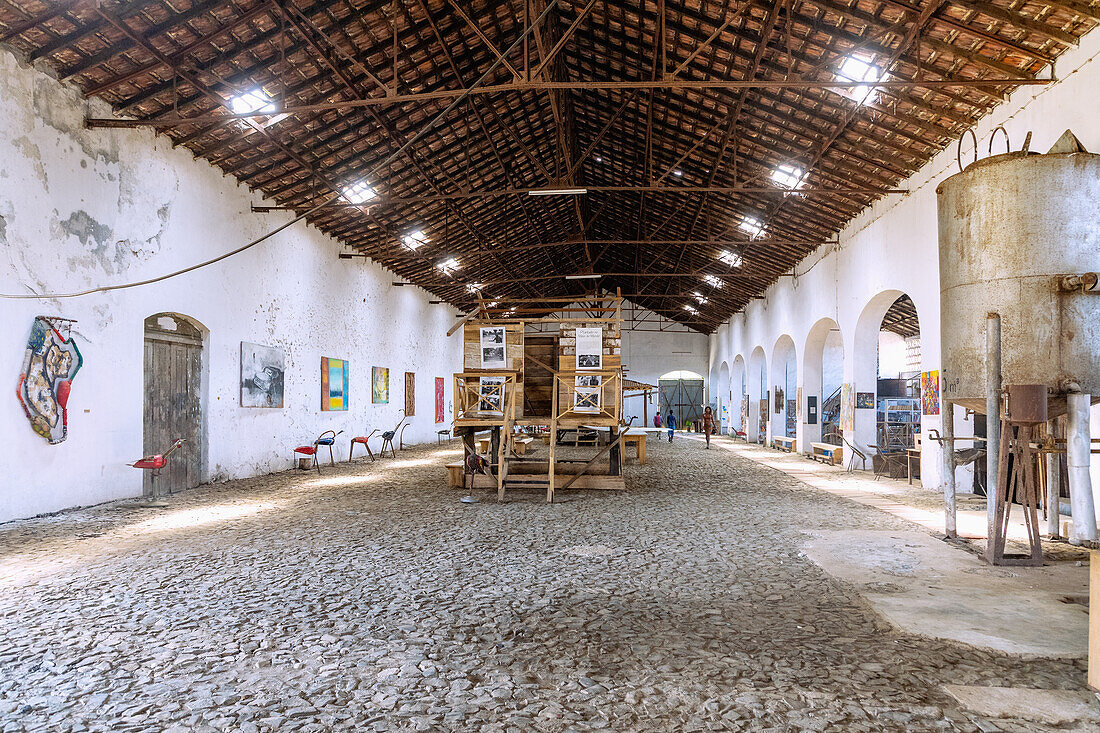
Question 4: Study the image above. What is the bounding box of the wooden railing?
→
[453,372,517,425]
[552,370,622,424]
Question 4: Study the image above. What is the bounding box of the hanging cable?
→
[2,1,559,301]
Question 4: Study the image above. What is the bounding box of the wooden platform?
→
[450,471,626,491]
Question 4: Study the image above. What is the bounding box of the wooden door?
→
[143,314,203,495]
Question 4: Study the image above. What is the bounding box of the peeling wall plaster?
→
[0,47,463,522]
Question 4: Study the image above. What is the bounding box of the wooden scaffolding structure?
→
[450,290,627,502]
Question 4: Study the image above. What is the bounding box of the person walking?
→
[654,413,661,429]
[703,406,715,448]
[666,410,676,442]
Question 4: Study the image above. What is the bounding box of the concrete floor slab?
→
[802,529,1089,657]
[943,685,1100,726]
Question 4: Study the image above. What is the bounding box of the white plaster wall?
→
[878,331,907,380]
[0,49,462,522]
[710,30,1100,498]
[623,321,709,427]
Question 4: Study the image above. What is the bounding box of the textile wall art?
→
[321,357,349,411]
[435,377,445,423]
[372,366,389,404]
[240,342,284,408]
[17,317,83,444]
[840,383,854,432]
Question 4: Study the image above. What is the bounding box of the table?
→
[907,448,922,485]
[622,428,648,464]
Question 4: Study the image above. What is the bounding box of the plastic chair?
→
[349,428,378,462]
[294,430,341,473]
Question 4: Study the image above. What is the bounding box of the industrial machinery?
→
[936,129,1100,554]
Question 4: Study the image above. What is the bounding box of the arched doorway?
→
[731,355,746,434]
[747,347,767,443]
[717,361,731,433]
[143,313,206,495]
[658,370,705,430]
[853,292,922,465]
[770,335,797,439]
[803,318,844,447]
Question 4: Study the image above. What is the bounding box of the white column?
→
[1068,393,1097,543]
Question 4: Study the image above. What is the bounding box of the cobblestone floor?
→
[0,436,1090,732]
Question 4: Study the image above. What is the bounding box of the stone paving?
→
[0,436,1091,732]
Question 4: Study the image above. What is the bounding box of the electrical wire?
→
[1,1,559,301]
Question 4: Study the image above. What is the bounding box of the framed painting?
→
[405,371,415,415]
[921,370,941,415]
[372,366,389,404]
[321,357,349,411]
[240,342,284,408]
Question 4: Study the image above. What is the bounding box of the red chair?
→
[130,438,185,507]
[294,430,341,473]
[349,428,378,462]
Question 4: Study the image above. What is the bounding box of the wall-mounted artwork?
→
[372,366,389,404]
[840,383,854,432]
[855,392,875,409]
[17,317,83,444]
[575,327,603,369]
[404,371,416,416]
[480,326,506,369]
[435,377,445,423]
[321,357,349,411]
[240,342,284,408]
[921,370,941,415]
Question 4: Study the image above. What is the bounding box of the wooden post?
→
[1091,550,1100,691]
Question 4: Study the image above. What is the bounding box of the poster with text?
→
[480,327,507,369]
[575,327,603,370]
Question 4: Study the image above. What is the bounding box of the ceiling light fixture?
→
[684,304,698,314]
[565,273,601,280]
[528,188,588,196]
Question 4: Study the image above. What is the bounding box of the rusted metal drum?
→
[937,148,1100,415]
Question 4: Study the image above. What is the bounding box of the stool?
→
[295,430,340,473]
[349,429,378,462]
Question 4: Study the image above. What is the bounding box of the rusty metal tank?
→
[936,135,1100,415]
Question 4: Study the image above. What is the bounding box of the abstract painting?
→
[855,392,875,409]
[17,317,83,444]
[372,366,389,404]
[921,370,941,415]
[435,377,445,423]
[840,383,854,432]
[240,342,284,408]
[321,357,349,411]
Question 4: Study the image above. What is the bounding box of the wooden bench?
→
[773,436,796,453]
[514,435,534,455]
[811,442,843,466]
[446,462,464,488]
[622,431,647,464]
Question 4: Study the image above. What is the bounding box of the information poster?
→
[575,327,603,370]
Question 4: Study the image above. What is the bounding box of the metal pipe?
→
[1046,422,1063,537]
[1067,392,1097,543]
[942,400,957,538]
[985,313,1002,543]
